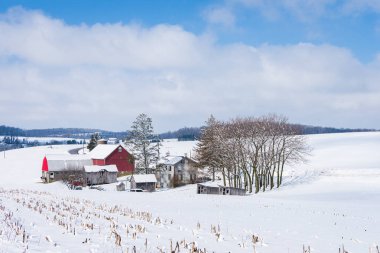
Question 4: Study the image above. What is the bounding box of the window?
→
[168,174,171,180]
[49,172,54,179]
[118,147,122,153]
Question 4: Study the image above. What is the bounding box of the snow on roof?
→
[158,155,198,166]
[158,156,183,165]
[46,154,90,160]
[89,144,124,159]
[84,165,118,173]
[131,174,157,183]
[198,181,220,188]
[45,155,92,172]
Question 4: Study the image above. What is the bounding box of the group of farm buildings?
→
[41,141,198,191]
[41,139,246,195]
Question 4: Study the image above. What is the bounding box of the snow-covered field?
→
[0,132,379,252]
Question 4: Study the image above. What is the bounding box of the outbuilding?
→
[41,155,92,183]
[197,183,220,195]
[116,182,126,191]
[84,165,118,185]
[130,174,157,192]
[197,183,246,196]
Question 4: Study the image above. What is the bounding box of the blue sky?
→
[0,1,380,131]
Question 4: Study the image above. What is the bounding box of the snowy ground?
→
[0,132,379,252]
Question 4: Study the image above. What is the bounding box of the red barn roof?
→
[42,156,48,171]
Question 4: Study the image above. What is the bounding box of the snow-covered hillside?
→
[0,132,379,252]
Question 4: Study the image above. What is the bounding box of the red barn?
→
[89,144,134,174]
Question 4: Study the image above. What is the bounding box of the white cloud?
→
[0,7,379,131]
[0,7,207,69]
[203,6,236,27]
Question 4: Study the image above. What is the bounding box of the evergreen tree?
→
[126,113,159,174]
[87,133,100,151]
[195,115,223,181]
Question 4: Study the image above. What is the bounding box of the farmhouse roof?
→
[131,174,157,183]
[158,155,198,166]
[160,156,183,165]
[89,144,126,160]
[84,165,118,173]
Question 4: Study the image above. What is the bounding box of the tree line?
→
[195,115,310,193]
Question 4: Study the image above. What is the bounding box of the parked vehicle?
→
[130,188,144,192]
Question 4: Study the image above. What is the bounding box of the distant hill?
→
[159,125,378,140]
[159,127,202,140]
[295,125,377,135]
[0,124,377,141]
[0,125,128,139]
[0,125,24,136]
[24,128,128,139]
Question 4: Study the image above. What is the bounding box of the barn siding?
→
[104,148,134,173]
[86,171,117,185]
[93,159,105,166]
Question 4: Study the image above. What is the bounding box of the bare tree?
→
[195,114,310,193]
[60,167,85,188]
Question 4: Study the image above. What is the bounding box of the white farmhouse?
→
[156,155,198,188]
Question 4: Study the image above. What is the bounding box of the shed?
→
[84,165,118,185]
[116,182,126,191]
[130,174,157,192]
[197,183,220,195]
[218,185,246,196]
[197,183,246,196]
